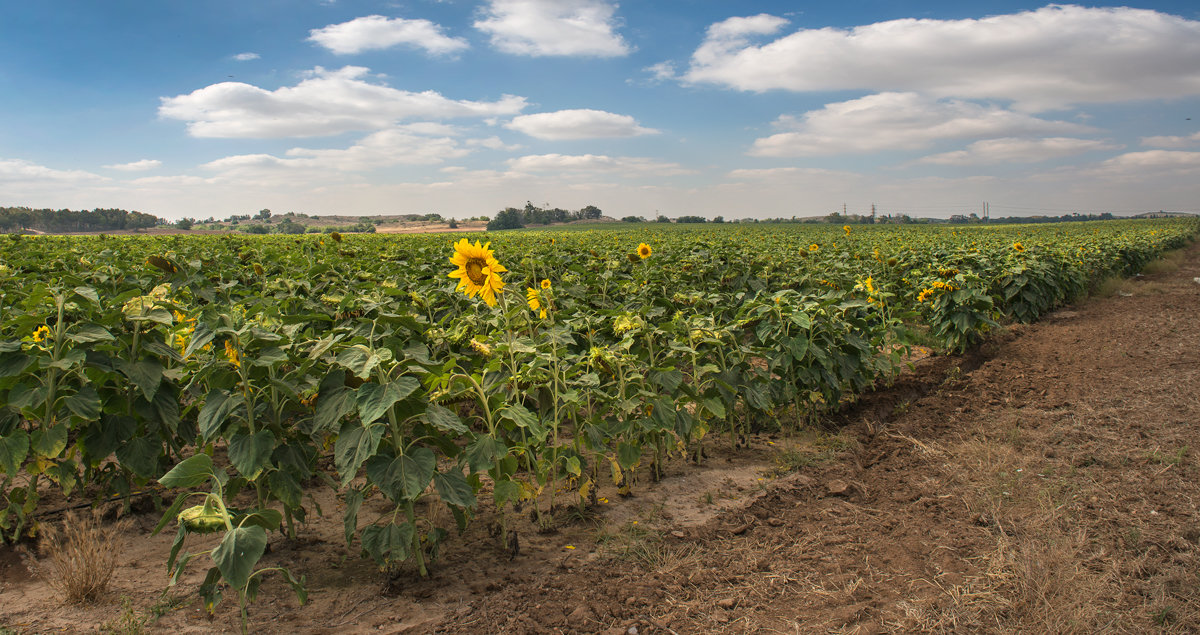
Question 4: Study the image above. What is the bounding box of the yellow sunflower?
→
[526,287,547,319]
[637,243,652,259]
[224,340,241,368]
[448,239,507,306]
[809,243,820,252]
[540,278,552,290]
[1012,242,1024,252]
[32,325,50,342]
[843,225,851,236]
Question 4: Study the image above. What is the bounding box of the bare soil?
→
[3,241,1199,634]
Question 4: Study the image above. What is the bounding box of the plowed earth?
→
[3,240,1199,634]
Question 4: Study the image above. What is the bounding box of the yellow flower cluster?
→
[32,325,50,343]
[224,340,241,369]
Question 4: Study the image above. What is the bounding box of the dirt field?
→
[2,241,1198,634]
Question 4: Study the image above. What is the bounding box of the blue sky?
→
[2,1,1200,221]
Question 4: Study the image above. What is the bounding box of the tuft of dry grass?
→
[38,507,130,604]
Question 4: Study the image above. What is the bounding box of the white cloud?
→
[1141,132,1200,148]
[466,136,523,151]
[232,52,260,61]
[200,125,473,176]
[916,137,1122,165]
[158,66,527,138]
[683,5,1200,110]
[308,15,469,56]
[0,158,108,183]
[103,159,162,172]
[474,0,631,57]
[507,153,689,176]
[749,92,1091,157]
[1081,150,1200,180]
[643,61,676,82]
[505,109,658,140]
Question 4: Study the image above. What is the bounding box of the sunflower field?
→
[0,218,1194,617]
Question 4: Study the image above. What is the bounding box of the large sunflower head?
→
[448,239,507,306]
[637,243,652,259]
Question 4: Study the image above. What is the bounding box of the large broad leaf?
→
[227,430,275,480]
[310,371,355,434]
[63,385,101,421]
[356,377,419,425]
[152,387,181,434]
[433,469,475,509]
[0,429,29,476]
[359,521,413,567]
[82,415,135,464]
[213,525,267,590]
[464,436,506,473]
[31,423,68,459]
[617,441,642,471]
[268,470,303,509]
[116,359,164,401]
[334,421,384,487]
[159,454,215,489]
[198,389,242,443]
[115,436,160,480]
[0,353,32,379]
[335,345,381,380]
[364,446,435,502]
[492,478,523,507]
[342,487,364,547]
[424,404,469,435]
[183,322,215,358]
[72,286,101,306]
[67,324,114,344]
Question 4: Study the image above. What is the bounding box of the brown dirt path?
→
[2,240,1198,634]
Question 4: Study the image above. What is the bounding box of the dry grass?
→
[38,507,130,604]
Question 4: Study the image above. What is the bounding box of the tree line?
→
[486,202,603,231]
[0,207,161,233]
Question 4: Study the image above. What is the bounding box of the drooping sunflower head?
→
[637,243,652,259]
[525,287,547,319]
[448,239,507,306]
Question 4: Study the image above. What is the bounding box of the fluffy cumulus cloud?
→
[749,92,1090,157]
[684,5,1200,110]
[1141,132,1200,148]
[474,0,631,57]
[158,66,527,138]
[916,137,1122,165]
[507,153,689,176]
[103,159,162,172]
[505,109,658,140]
[308,15,469,56]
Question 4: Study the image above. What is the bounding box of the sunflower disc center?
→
[465,260,487,285]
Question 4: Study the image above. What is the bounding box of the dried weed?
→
[38,507,131,604]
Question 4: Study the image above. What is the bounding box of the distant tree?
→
[712,215,725,223]
[655,215,671,223]
[621,215,644,223]
[448,218,458,229]
[579,205,603,220]
[243,224,271,234]
[676,215,706,224]
[255,209,272,222]
[174,217,195,230]
[487,207,525,231]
